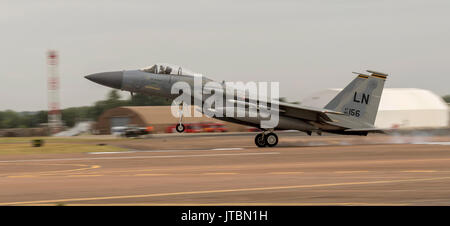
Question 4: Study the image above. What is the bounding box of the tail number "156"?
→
[344,108,360,117]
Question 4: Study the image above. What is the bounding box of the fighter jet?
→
[85,63,387,147]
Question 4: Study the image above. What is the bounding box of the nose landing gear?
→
[176,104,185,133]
[176,123,185,133]
[254,131,278,148]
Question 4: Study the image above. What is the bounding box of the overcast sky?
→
[1,0,449,111]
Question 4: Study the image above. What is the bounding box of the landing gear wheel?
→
[254,134,266,148]
[176,123,185,133]
[264,133,278,147]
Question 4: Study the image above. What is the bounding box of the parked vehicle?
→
[203,123,227,132]
[166,122,226,133]
[123,126,150,137]
[247,127,261,132]
[111,126,128,136]
[113,126,153,137]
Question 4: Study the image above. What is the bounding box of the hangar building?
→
[95,106,248,134]
[301,88,449,129]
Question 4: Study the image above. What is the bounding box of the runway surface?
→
[1,133,450,206]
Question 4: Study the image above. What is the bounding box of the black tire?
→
[264,133,278,147]
[254,134,266,147]
[176,123,185,133]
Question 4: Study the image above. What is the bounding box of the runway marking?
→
[88,148,246,155]
[3,176,450,206]
[2,164,101,178]
[88,151,135,155]
[0,152,279,163]
[401,170,437,173]
[203,172,238,175]
[96,169,156,174]
[135,173,170,176]
[412,142,450,146]
[334,171,370,174]
[268,172,304,175]
[67,174,103,178]
[211,148,243,151]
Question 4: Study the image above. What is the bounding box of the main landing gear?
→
[254,131,278,148]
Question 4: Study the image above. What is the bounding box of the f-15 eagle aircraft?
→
[85,63,387,147]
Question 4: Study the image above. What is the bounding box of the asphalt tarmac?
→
[1,133,450,206]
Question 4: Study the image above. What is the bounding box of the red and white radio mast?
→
[47,50,62,134]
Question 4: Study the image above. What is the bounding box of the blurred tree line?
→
[0,90,171,129]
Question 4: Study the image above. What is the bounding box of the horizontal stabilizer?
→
[366,70,389,77]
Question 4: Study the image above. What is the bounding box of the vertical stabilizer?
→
[324,70,388,126]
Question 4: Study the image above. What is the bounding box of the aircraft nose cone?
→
[85,71,123,89]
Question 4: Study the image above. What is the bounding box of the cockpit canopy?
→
[140,63,201,76]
